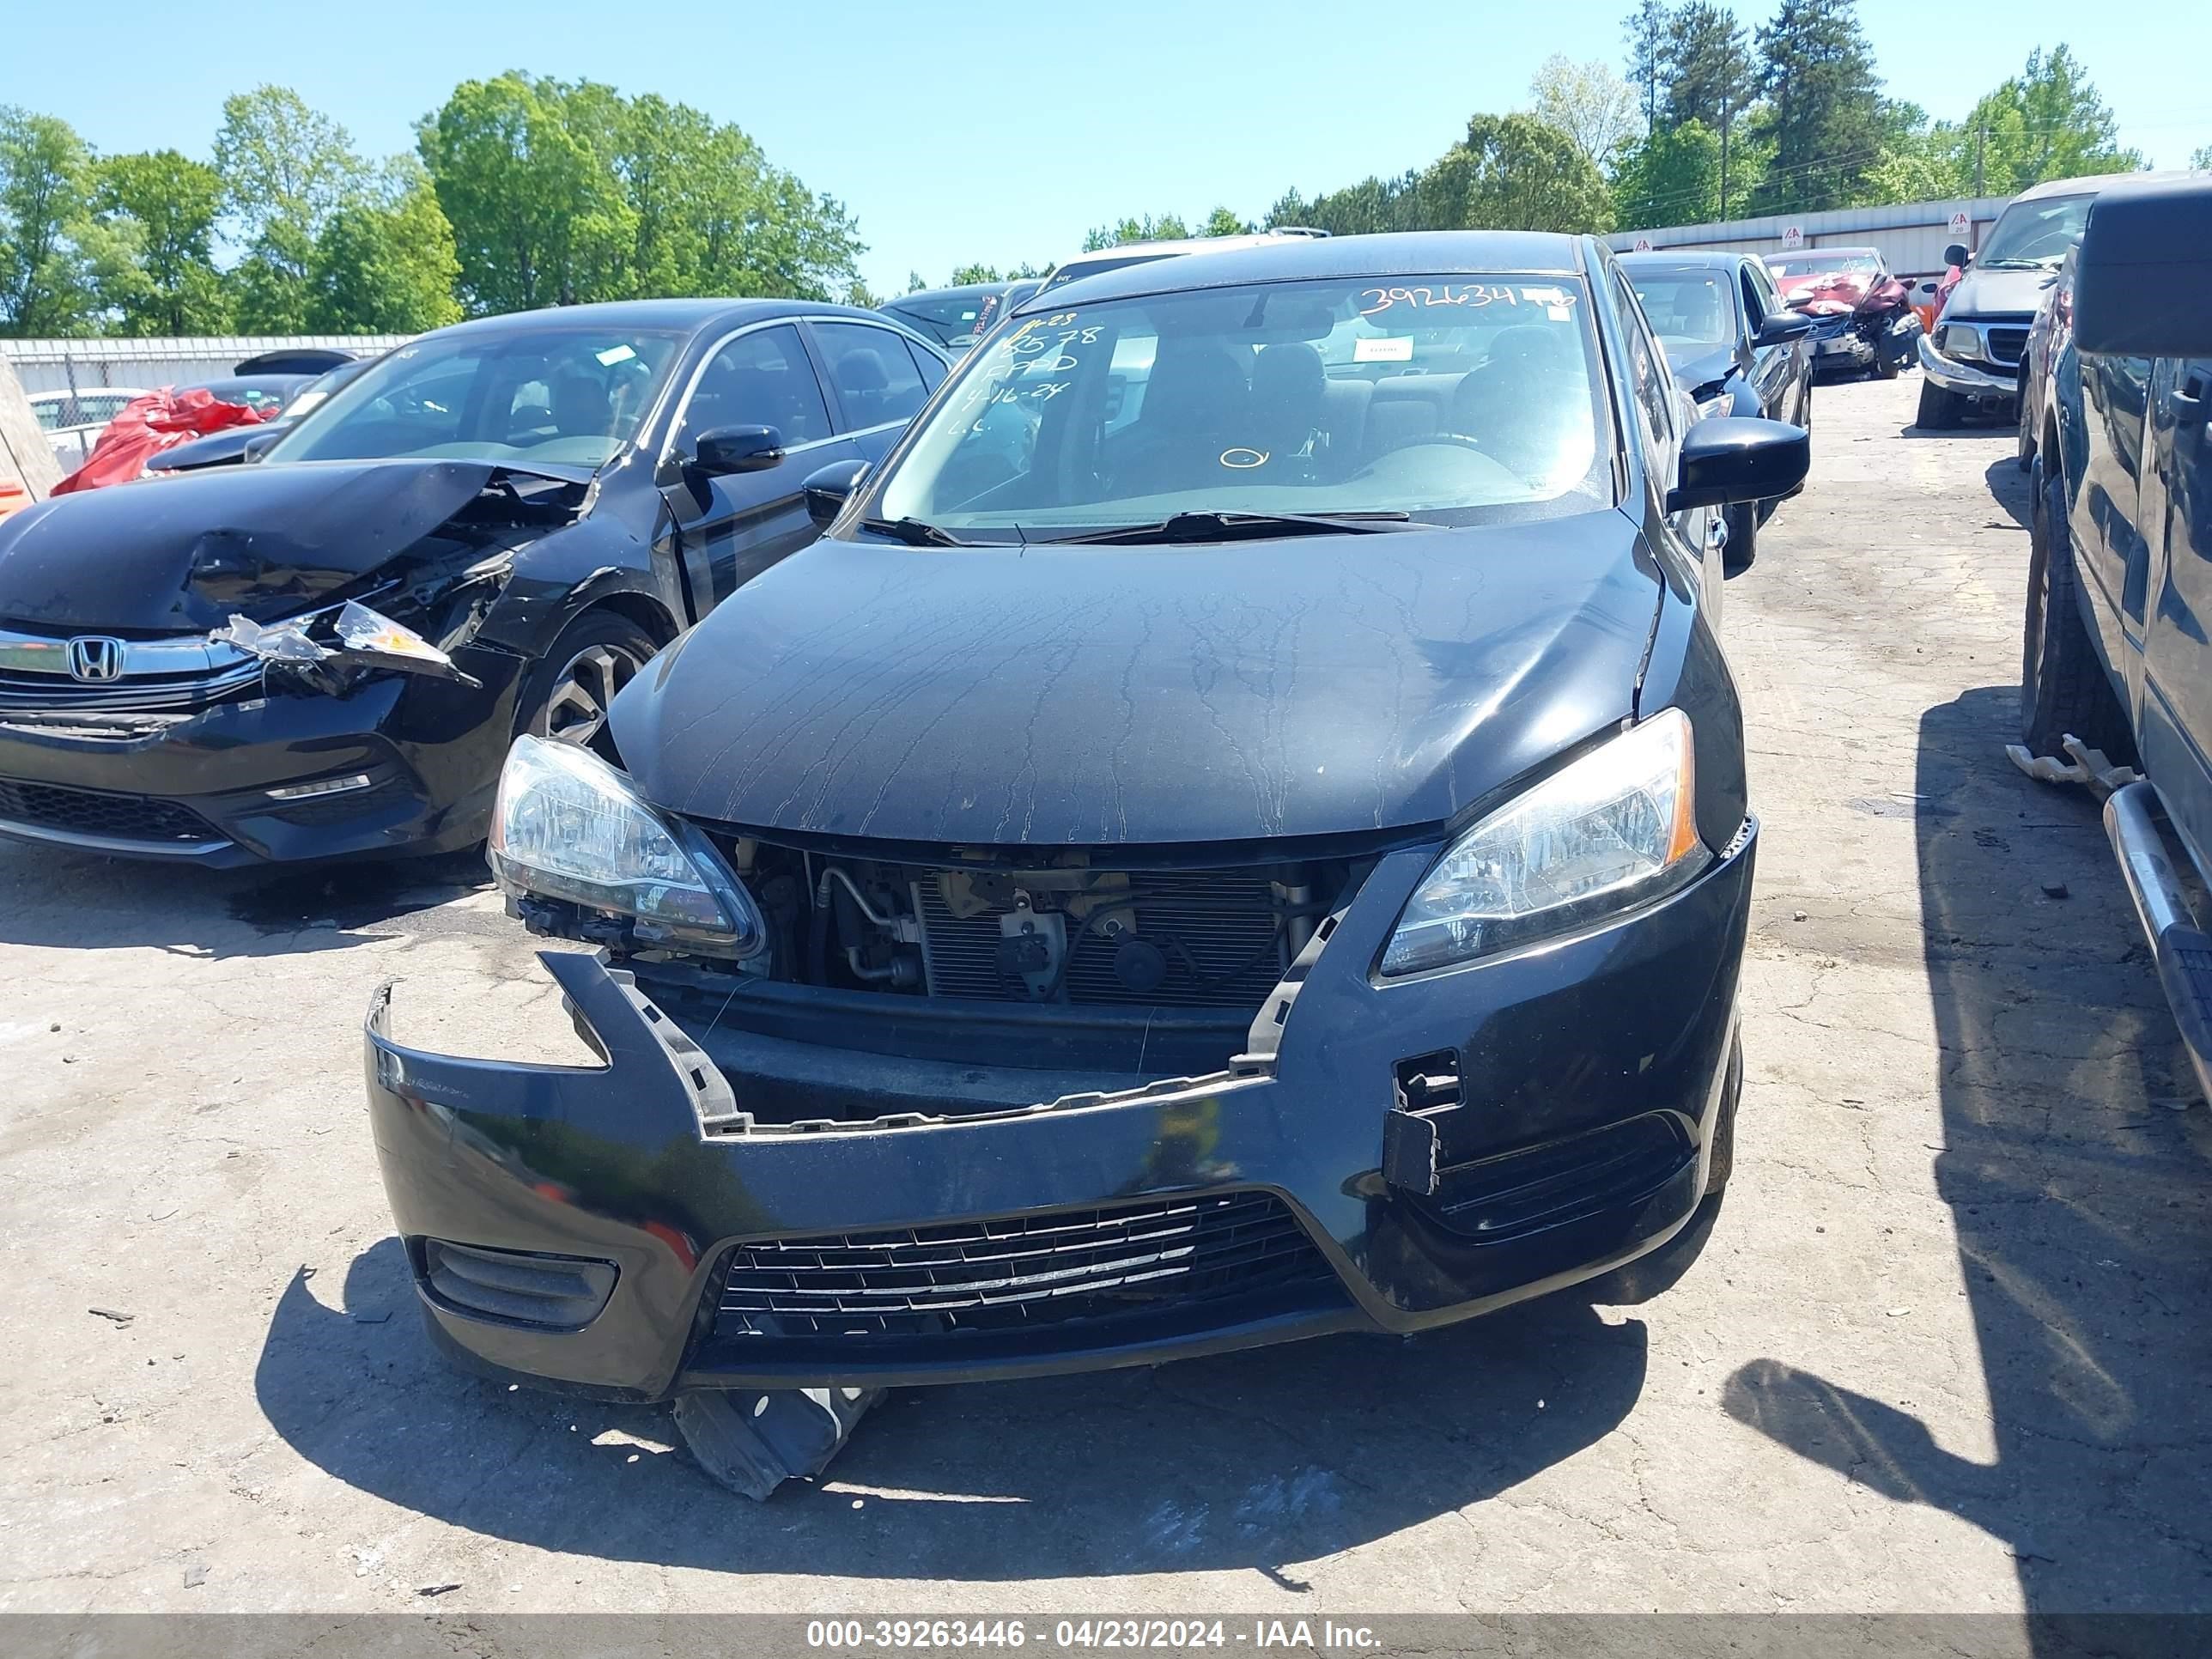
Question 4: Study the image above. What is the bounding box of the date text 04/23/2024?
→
[804,1620,1384,1650]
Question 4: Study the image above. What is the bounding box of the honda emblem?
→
[65,635,125,683]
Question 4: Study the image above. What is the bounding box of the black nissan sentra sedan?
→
[366,234,1805,1468]
[0,300,946,866]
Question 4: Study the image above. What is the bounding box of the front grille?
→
[915,871,1288,1009]
[714,1191,1337,1344]
[1984,325,2030,368]
[0,659,265,714]
[0,776,219,842]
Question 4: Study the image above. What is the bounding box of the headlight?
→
[1381,709,1706,975]
[488,734,765,957]
[1938,322,1981,361]
[1695,392,1729,420]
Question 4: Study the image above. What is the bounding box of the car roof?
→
[424,296,888,341]
[1768,245,1879,259]
[2012,167,2191,204]
[888,283,1015,304]
[1018,230,1585,310]
[1618,250,1746,271]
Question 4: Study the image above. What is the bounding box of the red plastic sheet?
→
[51,387,269,495]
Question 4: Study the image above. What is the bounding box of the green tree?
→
[1081,213,1189,252]
[1421,113,1615,234]
[1623,0,1669,135]
[1200,205,1253,237]
[1267,173,1426,236]
[1614,119,1723,227]
[1751,0,1885,213]
[947,261,1048,284]
[2193,143,2212,171]
[1663,3,1756,131]
[93,149,229,335]
[417,73,635,313]
[1530,55,1642,171]
[307,163,463,332]
[1958,45,2141,193]
[0,108,106,335]
[215,86,370,331]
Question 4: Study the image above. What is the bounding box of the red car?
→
[1762,246,1920,380]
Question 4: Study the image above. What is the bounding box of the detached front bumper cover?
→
[1917,334,2016,397]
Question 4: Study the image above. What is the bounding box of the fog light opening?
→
[266,774,374,801]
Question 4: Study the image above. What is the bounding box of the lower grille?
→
[915,871,1289,1010]
[1429,1114,1693,1240]
[1984,325,2030,368]
[714,1191,1337,1343]
[0,776,218,842]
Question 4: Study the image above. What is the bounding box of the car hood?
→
[1943,264,2057,320]
[612,513,1665,847]
[0,459,575,633]
[1666,345,1739,395]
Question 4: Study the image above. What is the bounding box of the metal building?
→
[1604,197,2013,280]
[0,334,414,397]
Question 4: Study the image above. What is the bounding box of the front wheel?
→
[1917,378,1963,430]
[2021,456,2135,763]
[515,610,659,759]
[1873,329,1902,380]
[2016,375,2037,471]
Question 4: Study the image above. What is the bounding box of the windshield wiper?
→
[860,516,973,547]
[1051,510,1430,546]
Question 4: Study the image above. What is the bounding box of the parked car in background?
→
[1622,250,1815,571]
[30,387,151,469]
[0,300,947,867]
[1037,228,1329,295]
[365,232,1804,1478]
[878,282,1026,350]
[2016,176,2212,1097]
[1916,174,2177,430]
[145,356,380,476]
[1761,246,1917,380]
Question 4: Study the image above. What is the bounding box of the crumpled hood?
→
[1942,264,2057,320]
[0,459,536,633]
[612,514,1664,847]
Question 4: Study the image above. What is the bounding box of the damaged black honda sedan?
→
[367,234,1805,1431]
[0,300,945,866]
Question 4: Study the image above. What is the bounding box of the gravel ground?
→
[3,372,2208,1620]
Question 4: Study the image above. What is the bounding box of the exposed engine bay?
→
[521,836,1364,1017]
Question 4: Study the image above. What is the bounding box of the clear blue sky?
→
[3,0,2204,295]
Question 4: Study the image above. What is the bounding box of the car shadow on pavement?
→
[1724,684,2212,1618]
[1984,459,2033,530]
[0,844,491,956]
[257,1239,1648,1581]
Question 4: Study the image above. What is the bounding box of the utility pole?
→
[1973,125,1986,196]
[1719,94,1731,219]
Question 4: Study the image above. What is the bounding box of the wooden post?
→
[0,356,65,502]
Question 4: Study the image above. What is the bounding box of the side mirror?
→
[803,459,869,526]
[1665,416,1809,512]
[1754,310,1814,346]
[690,423,784,476]
[1943,242,1971,270]
[2074,177,2212,357]
[240,428,284,463]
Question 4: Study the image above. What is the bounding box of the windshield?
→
[1977,194,2094,267]
[266,325,686,468]
[1766,252,1879,279]
[1623,270,1735,349]
[872,275,1609,538]
[886,293,1002,345]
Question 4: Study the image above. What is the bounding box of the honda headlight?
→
[488,734,764,957]
[1382,710,1706,975]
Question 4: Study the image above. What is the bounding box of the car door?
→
[1735,262,1786,421]
[2068,349,2154,678]
[2137,356,2212,871]
[1743,258,1806,422]
[657,320,854,618]
[805,319,943,467]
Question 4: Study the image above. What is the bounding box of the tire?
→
[2016,374,2037,471]
[514,609,659,760]
[1917,378,1962,430]
[1723,501,1757,573]
[1873,327,1901,380]
[2021,454,2136,764]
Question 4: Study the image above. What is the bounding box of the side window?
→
[1738,268,1765,329]
[672,324,830,455]
[1610,268,1674,443]
[905,338,947,392]
[1747,259,1782,325]
[814,321,929,429]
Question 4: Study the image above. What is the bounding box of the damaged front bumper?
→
[366,824,1758,1395]
[0,646,527,866]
